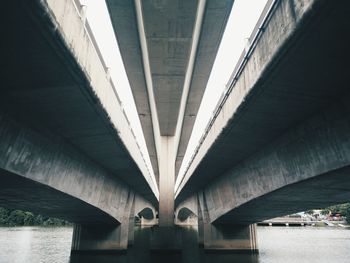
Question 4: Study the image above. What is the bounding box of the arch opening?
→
[137,207,154,220]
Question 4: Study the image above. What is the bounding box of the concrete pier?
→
[71,224,129,253]
[197,192,258,252]
[71,192,135,252]
[199,223,258,252]
[152,137,179,249]
[158,137,175,228]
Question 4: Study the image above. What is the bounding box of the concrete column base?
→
[71,223,131,253]
[71,193,135,253]
[140,217,158,226]
[197,191,258,253]
[200,223,258,253]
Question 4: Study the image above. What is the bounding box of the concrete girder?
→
[191,99,350,224]
[0,114,134,224]
[105,0,160,185]
[174,0,234,179]
[106,0,234,184]
[176,0,350,202]
[1,0,158,203]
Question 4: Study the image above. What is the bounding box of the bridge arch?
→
[133,195,157,225]
[177,207,197,221]
[137,207,156,220]
[175,196,198,225]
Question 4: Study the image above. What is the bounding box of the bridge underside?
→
[0,111,153,251]
[183,93,350,227]
[1,0,157,204]
[0,112,136,224]
[217,165,350,225]
[176,0,350,205]
[3,0,350,254]
[106,0,234,183]
[1,0,158,252]
[0,170,117,225]
[173,0,350,251]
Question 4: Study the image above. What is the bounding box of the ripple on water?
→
[0,226,349,263]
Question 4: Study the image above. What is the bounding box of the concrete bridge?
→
[175,0,350,251]
[1,0,157,252]
[1,0,350,253]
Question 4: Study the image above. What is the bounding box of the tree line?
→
[321,203,350,222]
[0,207,71,226]
[1,203,349,226]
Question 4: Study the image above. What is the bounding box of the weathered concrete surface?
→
[0,170,117,224]
[0,112,152,250]
[0,118,155,249]
[158,137,175,227]
[189,98,350,225]
[71,192,135,252]
[142,0,198,136]
[1,0,158,204]
[106,0,234,183]
[175,208,198,226]
[201,224,258,252]
[72,224,130,252]
[1,0,161,251]
[175,195,198,223]
[134,195,157,220]
[173,0,350,249]
[134,194,158,225]
[0,114,134,224]
[175,0,234,178]
[176,208,197,222]
[105,0,160,184]
[175,193,257,251]
[176,0,350,203]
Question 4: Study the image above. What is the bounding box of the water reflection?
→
[0,227,72,263]
[70,226,260,263]
[69,250,259,263]
[1,226,350,263]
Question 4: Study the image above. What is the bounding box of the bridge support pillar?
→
[158,136,175,227]
[71,193,135,253]
[199,222,258,252]
[71,222,130,253]
[197,191,258,252]
[152,137,181,249]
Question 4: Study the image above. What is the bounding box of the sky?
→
[79,0,269,192]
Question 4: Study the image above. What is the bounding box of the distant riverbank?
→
[0,207,71,227]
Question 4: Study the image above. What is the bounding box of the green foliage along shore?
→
[0,207,71,227]
[322,203,350,223]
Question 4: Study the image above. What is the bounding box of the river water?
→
[0,226,349,263]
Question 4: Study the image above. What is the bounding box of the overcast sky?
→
[79,0,269,191]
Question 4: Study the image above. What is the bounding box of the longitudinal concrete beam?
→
[0,113,159,251]
[0,114,131,224]
[1,0,158,203]
[46,0,158,199]
[174,0,234,178]
[106,0,234,184]
[2,0,161,252]
[141,0,198,136]
[176,0,350,202]
[195,99,350,224]
[105,0,160,184]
